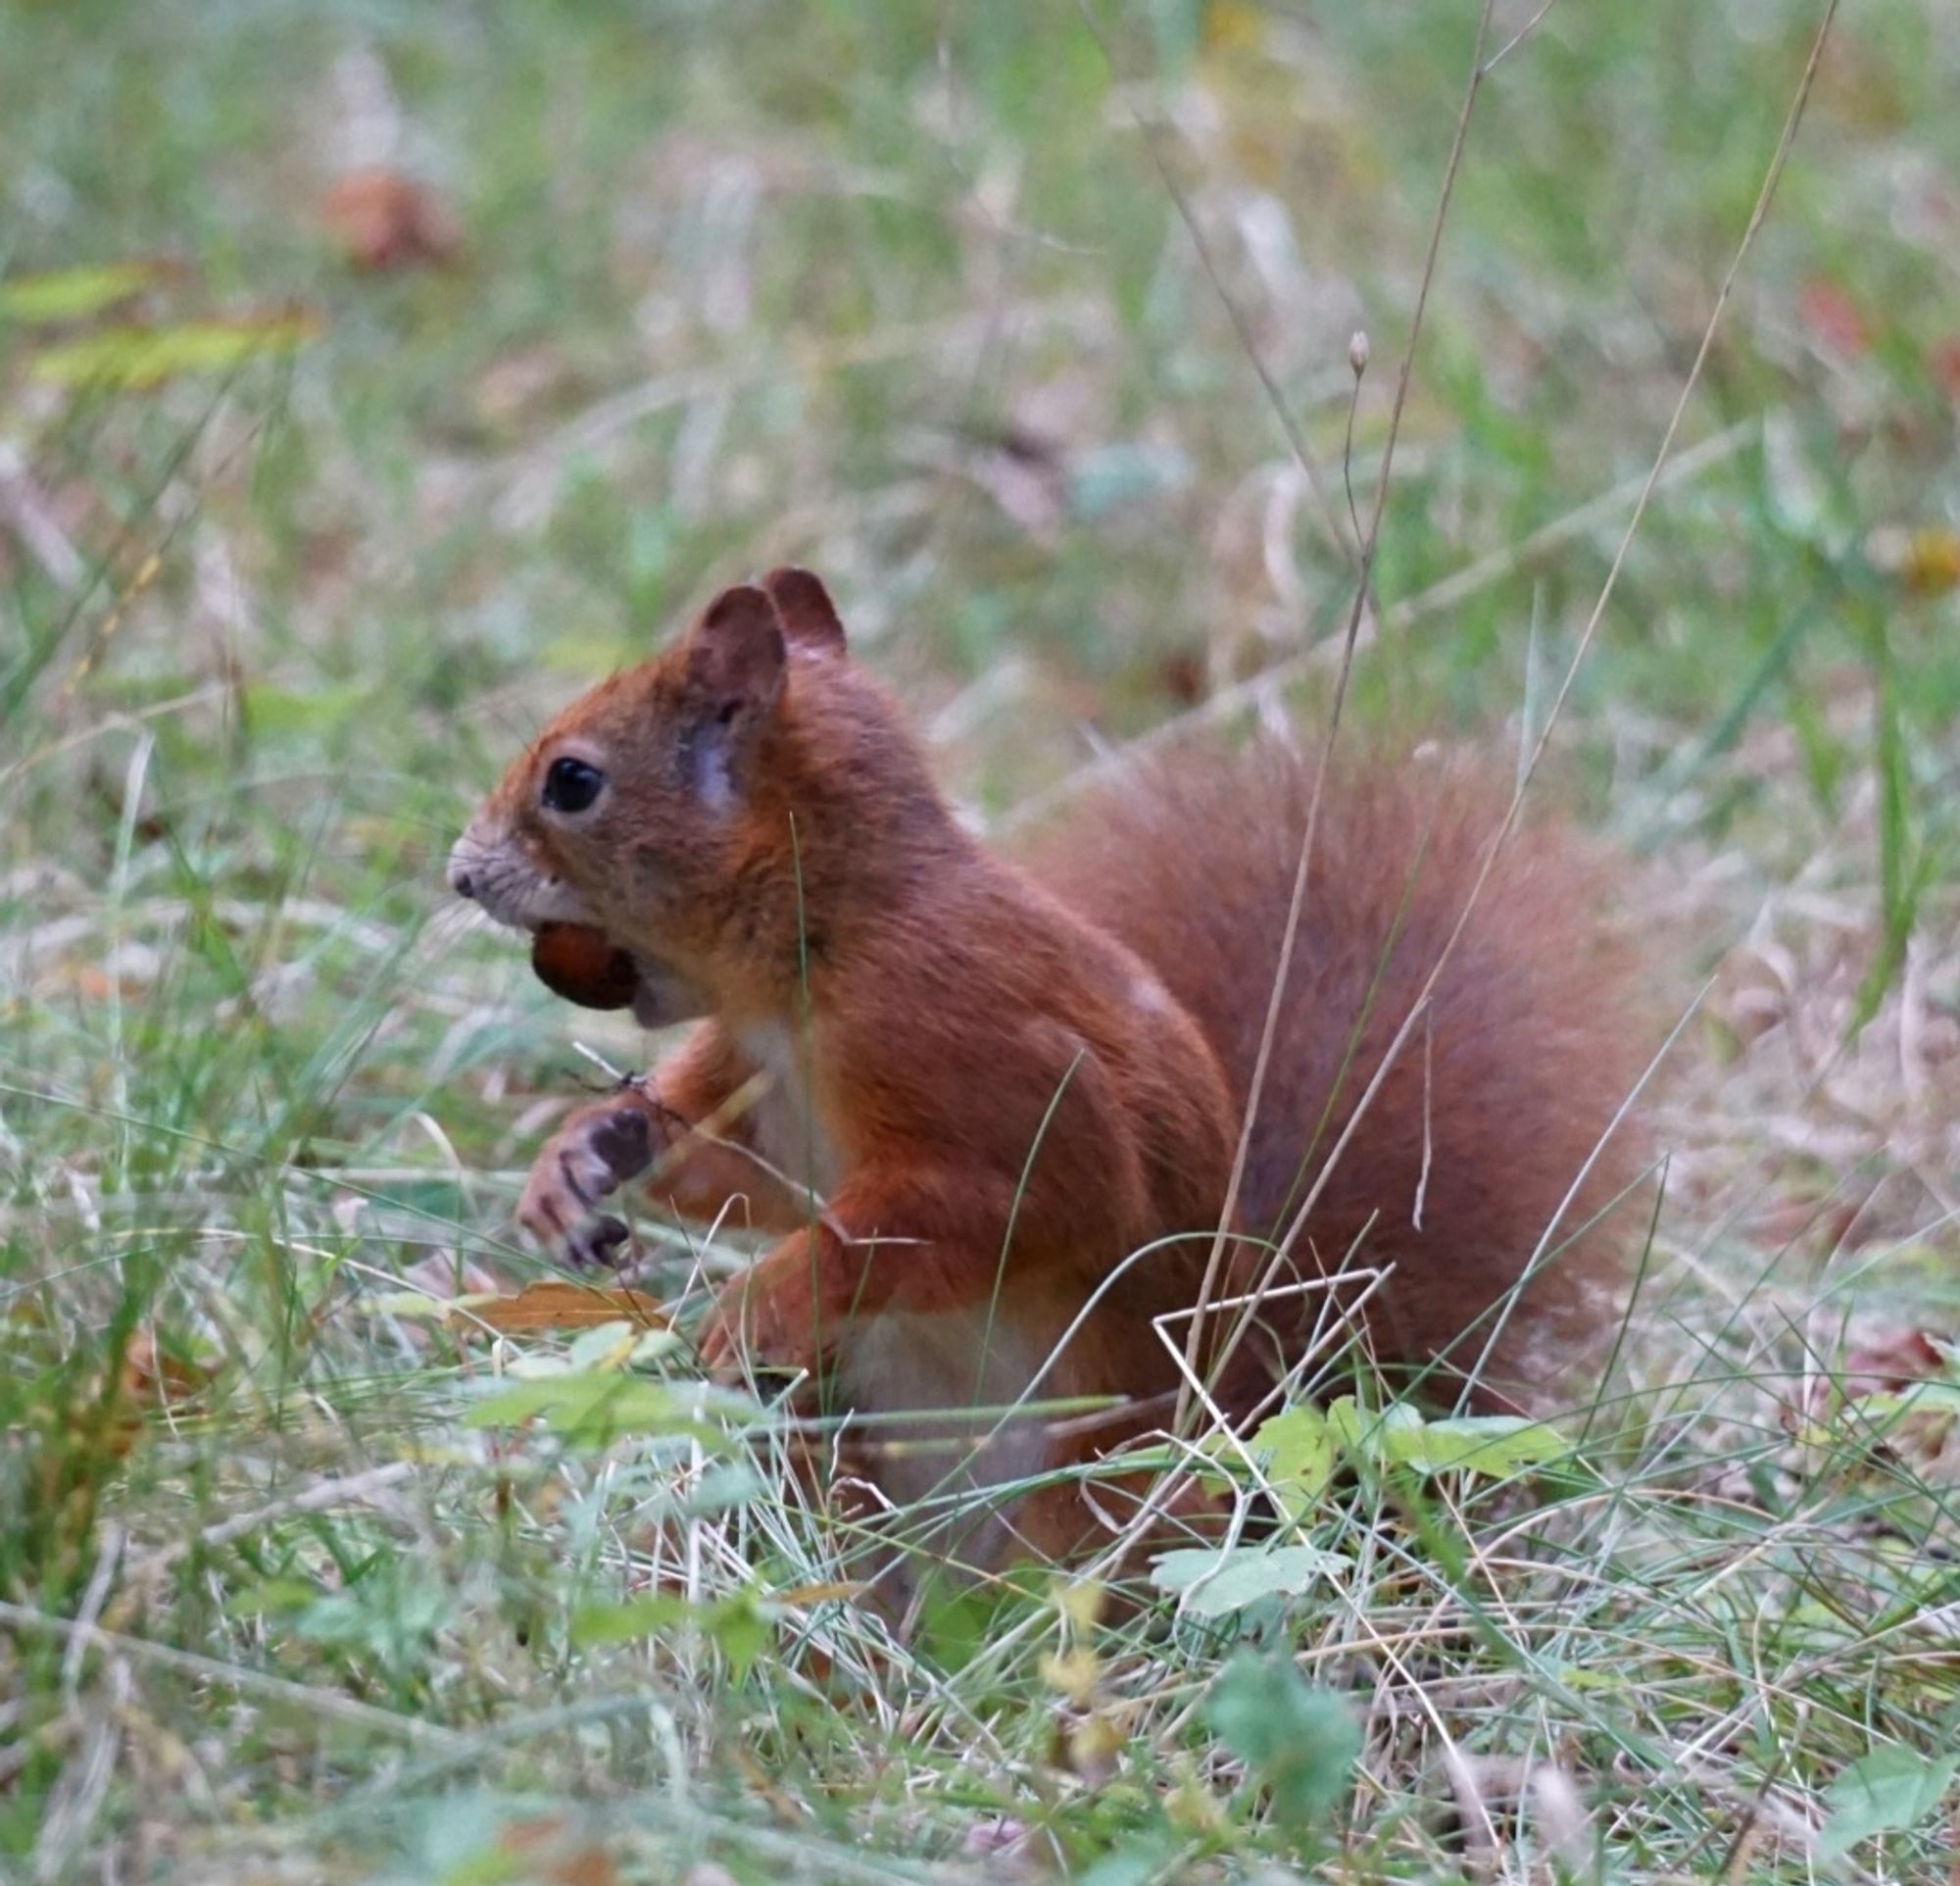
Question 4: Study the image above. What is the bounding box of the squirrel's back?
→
[1023,741,1654,1413]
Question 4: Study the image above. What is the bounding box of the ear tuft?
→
[763,566,847,655]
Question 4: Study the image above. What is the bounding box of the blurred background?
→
[4,2,1959,1879]
[7,3,1957,793]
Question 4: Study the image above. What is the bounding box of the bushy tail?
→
[1023,739,1657,1411]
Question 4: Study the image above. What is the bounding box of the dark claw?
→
[588,1108,654,1180]
[566,1215,631,1270]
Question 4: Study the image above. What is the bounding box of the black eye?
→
[542,756,605,814]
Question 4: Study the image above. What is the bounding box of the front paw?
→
[517,1096,661,1270]
[696,1261,825,1384]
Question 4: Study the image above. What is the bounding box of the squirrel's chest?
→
[736,1021,843,1199]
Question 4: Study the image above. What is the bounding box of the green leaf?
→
[359,1289,453,1321]
[568,1592,694,1647]
[1816,1745,1960,1861]
[1249,1403,1335,1523]
[1204,1655,1360,1826]
[292,1572,449,1680]
[1850,1380,1960,1423]
[1542,1662,1631,1695]
[1326,1397,1565,1477]
[910,1574,1047,1674]
[465,1371,733,1447]
[707,1592,773,1681]
[564,1319,638,1370]
[571,1589,774,1679]
[683,1460,766,1516]
[29,310,319,388]
[0,260,176,325]
[1325,1397,1415,1461]
[1151,1544,1345,1617]
[222,1577,318,1618]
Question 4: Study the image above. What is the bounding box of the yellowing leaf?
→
[1039,1645,1101,1707]
[1066,1715,1125,1780]
[0,260,180,325]
[1201,1,1265,53]
[1250,1402,1335,1524]
[1900,529,1960,598]
[30,309,320,388]
[1054,1577,1106,1632]
[773,1581,864,1608]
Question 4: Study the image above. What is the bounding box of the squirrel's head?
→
[449,566,912,1017]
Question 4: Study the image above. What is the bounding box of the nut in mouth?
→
[529,921,641,1011]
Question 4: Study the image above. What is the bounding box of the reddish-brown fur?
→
[450,571,1654,1565]
[1022,746,1653,1413]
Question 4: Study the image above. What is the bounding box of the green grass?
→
[5,1,1960,1879]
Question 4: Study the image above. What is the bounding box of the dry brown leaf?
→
[1796,1320,1951,1434]
[1931,336,1960,405]
[90,1333,217,1464]
[321,168,461,272]
[121,1332,213,1407]
[464,1279,667,1335]
[1155,647,1207,709]
[1838,1323,1946,1399]
[496,1816,617,1886]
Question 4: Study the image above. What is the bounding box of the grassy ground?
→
[4,0,1960,1879]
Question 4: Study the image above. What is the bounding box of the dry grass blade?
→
[1214,0,1841,1422]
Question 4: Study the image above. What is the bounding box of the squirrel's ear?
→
[689,584,786,711]
[685,585,786,799]
[762,566,847,655]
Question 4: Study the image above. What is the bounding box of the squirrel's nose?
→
[447,844,477,901]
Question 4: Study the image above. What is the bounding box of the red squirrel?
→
[449,569,1652,1559]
